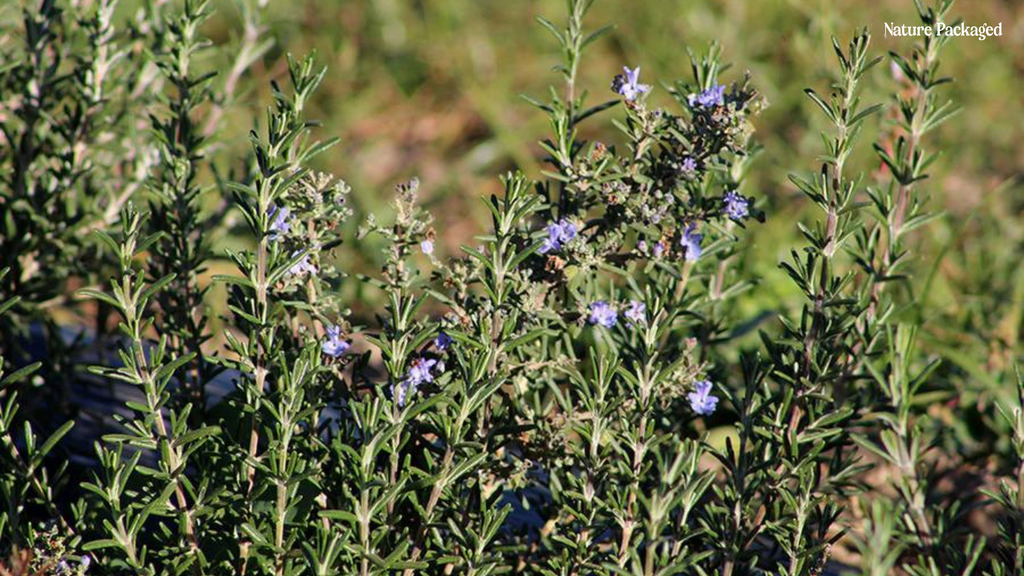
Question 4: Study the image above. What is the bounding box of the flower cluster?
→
[583,54,763,280]
[587,300,650,328]
[264,171,353,288]
[539,218,578,254]
[722,190,750,220]
[392,357,444,407]
[688,83,726,108]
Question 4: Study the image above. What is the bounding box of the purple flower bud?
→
[434,331,453,351]
[80,556,91,571]
[420,239,434,255]
[723,191,750,220]
[588,301,618,328]
[652,240,667,258]
[680,224,703,262]
[688,379,719,415]
[612,66,651,102]
[322,325,350,358]
[681,157,698,174]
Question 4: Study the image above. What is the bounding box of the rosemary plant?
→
[0,0,1018,574]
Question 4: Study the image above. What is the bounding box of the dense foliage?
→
[0,0,1020,574]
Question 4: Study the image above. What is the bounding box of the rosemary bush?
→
[0,0,1020,574]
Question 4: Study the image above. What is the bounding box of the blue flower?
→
[538,219,578,254]
[407,357,438,385]
[539,222,562,254]
[559,219,578,243]
[588,301,618,328]
[420,239,434,255]
[612,66,651,102]
[289,251,316,276]
[680,224,703,262]
[392,357,441,407]
[652,240,667,258]
[681,157,698,174]
[269,205,291,240]
[434,331,453,351]
[688,379,719,415]
[322,325,350,357]
[722,191,749,220]
[688,83,726,108]
[625,300,646,325]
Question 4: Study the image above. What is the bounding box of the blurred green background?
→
[195,0,1019,438]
